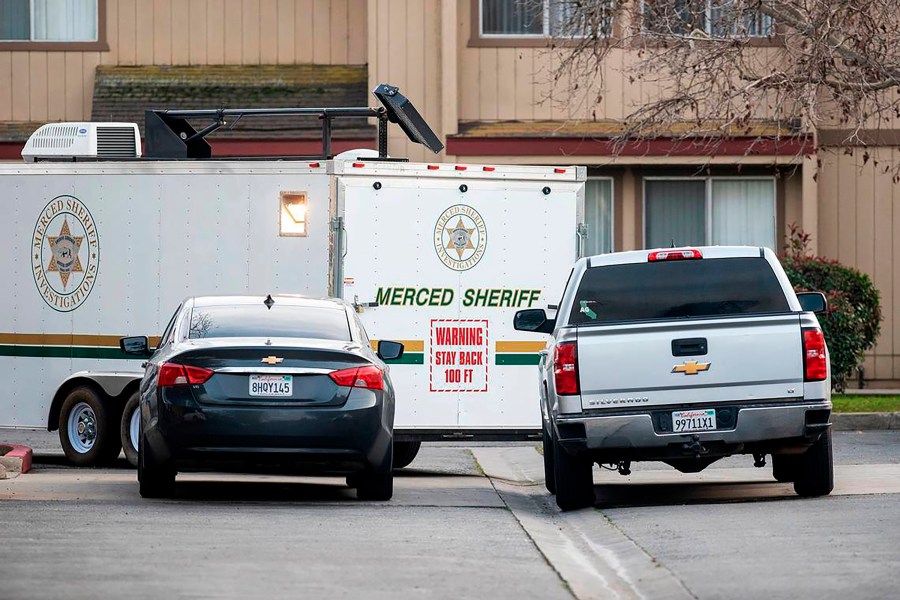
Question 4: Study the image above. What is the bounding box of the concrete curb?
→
[0,444,33,476]
[832,412,900,431]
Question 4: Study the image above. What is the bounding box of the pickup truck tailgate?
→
[577,314,804,410]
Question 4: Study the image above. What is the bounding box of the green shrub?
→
[781,225,882,391]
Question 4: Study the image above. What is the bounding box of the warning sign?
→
[430,319,489,392]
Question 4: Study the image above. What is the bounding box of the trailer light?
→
[308,162,320,168]
[455,165,467,171]
[352,162,365,168]
[482,166,495,172]
[554,168,566,174]
[279,191,308,237]
[427,165,440,170]
[648,249,703,262]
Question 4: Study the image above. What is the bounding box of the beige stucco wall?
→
[0,0,368,123]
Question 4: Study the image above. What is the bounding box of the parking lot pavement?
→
[1,434,898,600]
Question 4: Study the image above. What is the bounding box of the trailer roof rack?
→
[144,83,444,160]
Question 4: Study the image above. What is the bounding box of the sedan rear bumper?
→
[555,400,831,459]
[143,388,393,474]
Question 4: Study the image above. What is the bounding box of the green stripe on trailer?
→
[0,345,138,360]
[495,353,541,365]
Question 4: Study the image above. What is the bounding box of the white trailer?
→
[0,86,587,467]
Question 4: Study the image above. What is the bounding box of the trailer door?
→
[339,171,579,431]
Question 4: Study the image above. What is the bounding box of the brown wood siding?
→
[0,0,368,123]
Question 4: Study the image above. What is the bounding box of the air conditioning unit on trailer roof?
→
[22,122,141,162]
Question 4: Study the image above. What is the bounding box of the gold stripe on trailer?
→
[495,341,547,353]
[369,340,425,352]
[0,333,162,347]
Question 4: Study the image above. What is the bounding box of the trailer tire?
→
[58,386,121,467]
[542,421,556,494]
[553,437,595,511]
[392,441,421,469]
[793,429,834,498]
[138,432,175,499]
[120,392,141,467]
[772,454,801,483]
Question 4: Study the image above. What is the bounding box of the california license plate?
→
[672,408,717,433]
[249,375,293,397]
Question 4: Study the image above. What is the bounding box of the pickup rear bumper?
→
[555,400,831,458]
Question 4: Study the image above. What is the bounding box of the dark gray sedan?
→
[120,295,403,501]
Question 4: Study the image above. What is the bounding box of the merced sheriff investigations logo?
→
[32,195,100,312]
[434,204,487,271]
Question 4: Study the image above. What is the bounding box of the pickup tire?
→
[392,441,421,470]
[793,429,834,497]
[58,387,121,467]
[542,421,556,494]
[553,437,595,511]
[138,432,176,499]
[772,454,801,483]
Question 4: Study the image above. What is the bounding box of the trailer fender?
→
[48,371,143,431]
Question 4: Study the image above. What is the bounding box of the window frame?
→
[475,0,611,43]
[639,0,774,39]
[0,0,107,51]
[641,176,777,249]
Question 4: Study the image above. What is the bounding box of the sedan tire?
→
[138,433,176,499]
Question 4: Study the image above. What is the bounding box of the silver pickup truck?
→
[514,246,833,511]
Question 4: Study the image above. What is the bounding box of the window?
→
[642,0,773,37]
[188,305,352,341]
[0,0,98,42]
[583,178,613,256]
[644,178,776,250]
[480,0,612,38]
[569,257,789,325]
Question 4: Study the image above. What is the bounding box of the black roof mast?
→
[144,83,444,160]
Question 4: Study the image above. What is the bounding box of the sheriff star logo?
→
[446,218,476,259]
[672,361,711,376]
[261,356,284,365]
[46,218,84,290]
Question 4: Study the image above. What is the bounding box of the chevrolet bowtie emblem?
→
[261,356,284,365]
[672,361,711,375]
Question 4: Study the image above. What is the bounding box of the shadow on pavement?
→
[169,478,359,503]
[592,480,801,509]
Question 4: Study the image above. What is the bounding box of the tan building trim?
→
[0,0,108,52]
[818,129,900,147]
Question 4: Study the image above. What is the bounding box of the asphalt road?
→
[1,432,898,600]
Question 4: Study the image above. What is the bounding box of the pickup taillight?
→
[554,342,580,395]
[802,328,827,382]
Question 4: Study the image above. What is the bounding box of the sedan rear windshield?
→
[569,257,790,325]
[188,305,352,341]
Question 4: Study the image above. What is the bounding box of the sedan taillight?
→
[553,342,580,395]
[329,365,384,391]
[158,362,214,388]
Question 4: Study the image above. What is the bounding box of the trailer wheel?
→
[542,421,556,494]
[119,392,141,467]
[553,436,595,512]
[793,429,834,497]
[392,441,421,469]
[58,387,121,467]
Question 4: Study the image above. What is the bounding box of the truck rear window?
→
[569,257,790,324]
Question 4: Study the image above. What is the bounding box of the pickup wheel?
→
[542,420,556,494]
[793,429,834,497]
[392,441,421,470]
[58,387,121,467]
[553,436,595,511]
[772,454,801,483]
[119,392,141,468]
